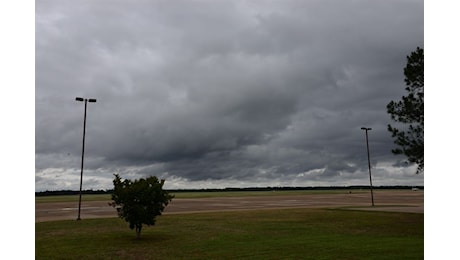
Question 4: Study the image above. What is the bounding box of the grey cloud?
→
[36,0,424,191]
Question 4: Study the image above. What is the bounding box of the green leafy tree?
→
[387,47,424,173]
[110,174,174,238]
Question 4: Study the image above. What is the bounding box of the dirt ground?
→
[35,190,423,222]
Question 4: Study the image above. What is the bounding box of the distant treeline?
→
[35,185,423,196]
[35,189,112,197]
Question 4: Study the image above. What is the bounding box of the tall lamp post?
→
[75,97,97,220]
[361,127,374,206]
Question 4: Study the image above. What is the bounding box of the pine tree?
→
[387,47,424,173]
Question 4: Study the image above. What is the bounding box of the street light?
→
[75,97,97,220]
[361,127,374,206]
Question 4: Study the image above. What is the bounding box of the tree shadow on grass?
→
[112,229,176,244]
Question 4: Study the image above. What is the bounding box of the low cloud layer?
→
[36,0,424,191]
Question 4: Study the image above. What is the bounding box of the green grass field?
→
[35,194,112,203]
[35,208,423,259]
[35,190,368,203]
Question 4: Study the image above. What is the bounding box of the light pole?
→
[75,97,97,220]
[361,127,374,206]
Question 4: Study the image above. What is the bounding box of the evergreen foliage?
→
[387,47,424,173]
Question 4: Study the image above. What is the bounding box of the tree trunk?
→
[135,224,142,239]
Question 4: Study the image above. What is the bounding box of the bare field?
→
[35,189,423,222]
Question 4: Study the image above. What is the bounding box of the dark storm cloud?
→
[36,0,424,191]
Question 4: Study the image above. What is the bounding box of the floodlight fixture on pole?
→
[361,127,374,206]
[75,97,97,220]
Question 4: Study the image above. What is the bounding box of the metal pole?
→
[361,127,374,206]
[75,97,96,220]
[77,99,88,220]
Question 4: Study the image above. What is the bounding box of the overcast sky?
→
[35,0,424,191]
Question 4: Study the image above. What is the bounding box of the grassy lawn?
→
[35,190,368,203]
[35,194,112,203]
[170,189,368,199]
[36,208,423,259]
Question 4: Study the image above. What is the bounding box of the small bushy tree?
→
[110,174,174,238]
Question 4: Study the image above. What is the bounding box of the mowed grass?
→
[36,208,423,259]
[35,190,368,203]
[35,194,112,203]
[171,189,368,199]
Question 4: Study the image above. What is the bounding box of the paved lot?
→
[35,190,423,222]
